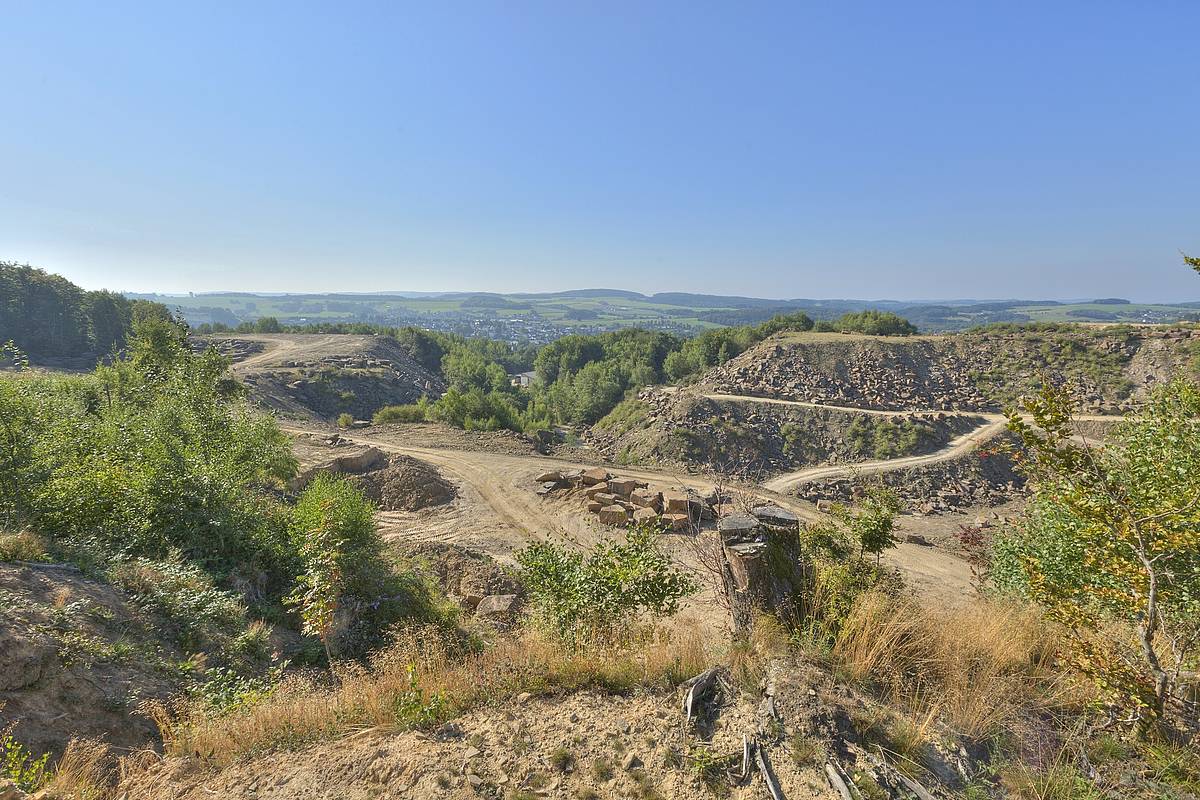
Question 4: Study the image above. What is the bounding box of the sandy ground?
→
[289,423,980,615]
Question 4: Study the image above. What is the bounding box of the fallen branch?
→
[825,762,853,800]
[756,744,785,800]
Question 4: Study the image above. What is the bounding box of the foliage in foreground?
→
[996,378,1200,736]
[517,523,697,643]
[0,322,436,663]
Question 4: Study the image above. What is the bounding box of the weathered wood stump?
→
[717,513,809,635]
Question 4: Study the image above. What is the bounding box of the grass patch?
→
[829,592,1071,740]
[152,623,707,766]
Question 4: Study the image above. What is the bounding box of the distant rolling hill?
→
[127,289,1200,340]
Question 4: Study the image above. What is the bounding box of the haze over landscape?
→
[4,5,1200,800]
[3,3,1198,300]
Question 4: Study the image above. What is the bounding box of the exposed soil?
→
[120,654,968,800]
[203,333,446,422]
[353,455,458,512]
[0,563,183,758]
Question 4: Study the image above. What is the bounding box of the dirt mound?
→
[0,562,183,759]
[203,333,447,421]
[354,455,457,511]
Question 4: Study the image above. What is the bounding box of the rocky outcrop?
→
[795,446,1024,515]
[700,327,1196,414]
[587,392,984,478]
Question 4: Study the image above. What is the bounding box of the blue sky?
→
[2,2,1197,300]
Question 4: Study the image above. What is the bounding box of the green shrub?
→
[109,556,248,651]
[336,412,354,428]
[373,404,427,424]
[288,474,380,661]
[1,726,49,792]
[517,523,696,643]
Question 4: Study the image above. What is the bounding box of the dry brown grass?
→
[152,623,708,767]
[42,738,112,799]
[831,590,1079,740]
[0,529,50,561]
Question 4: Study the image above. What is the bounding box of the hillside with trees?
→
[0,262,171,361]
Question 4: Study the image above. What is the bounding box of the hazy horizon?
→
[4,3,1198,301]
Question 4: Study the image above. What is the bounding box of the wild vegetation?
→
[995,378,1200,738]
[0,319,448,721]
[0,262,171,359]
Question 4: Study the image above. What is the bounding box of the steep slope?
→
[587,389,989,477]
[203,334,446,421]
[700,326,1197,413]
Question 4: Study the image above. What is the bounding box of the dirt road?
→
[697,391,1121,493]
[287,425,978,607]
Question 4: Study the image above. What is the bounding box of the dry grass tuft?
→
[831,590,1076,740]
[43,738,113,799]
[0,529,50,562]
[154,623,708,766]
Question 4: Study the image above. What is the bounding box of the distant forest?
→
[0,262,171,359]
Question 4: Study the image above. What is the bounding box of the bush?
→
[109,557,248,652]
[831,310,918,336]
[0,530,50,562]
[336,412,354,428]
[373,404,426,424]
[288,474,381,660]
[996,378,1200,735]
[517,523,696,643]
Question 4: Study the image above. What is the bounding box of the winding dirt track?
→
[763,419,1011,493]
[285,425,979,606]
[697,392,1122,493]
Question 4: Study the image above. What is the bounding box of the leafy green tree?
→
[517,523,696,643]
[997,379,1200,735]
[829,485,902,563]
[831,310,918,336]
[253,316,283,333]
[441,348,510,393]
[288,474,379,664]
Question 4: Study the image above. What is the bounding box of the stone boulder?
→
[664,513,691,531]
[607,478,646,497]
[751,504,799,529]
[475,594,519,617]
[630,488,663,511]
[631,507,659,525]
[581,467,611,485]
[598,505,630,526]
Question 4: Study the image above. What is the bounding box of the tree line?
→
[0,262,172,359]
